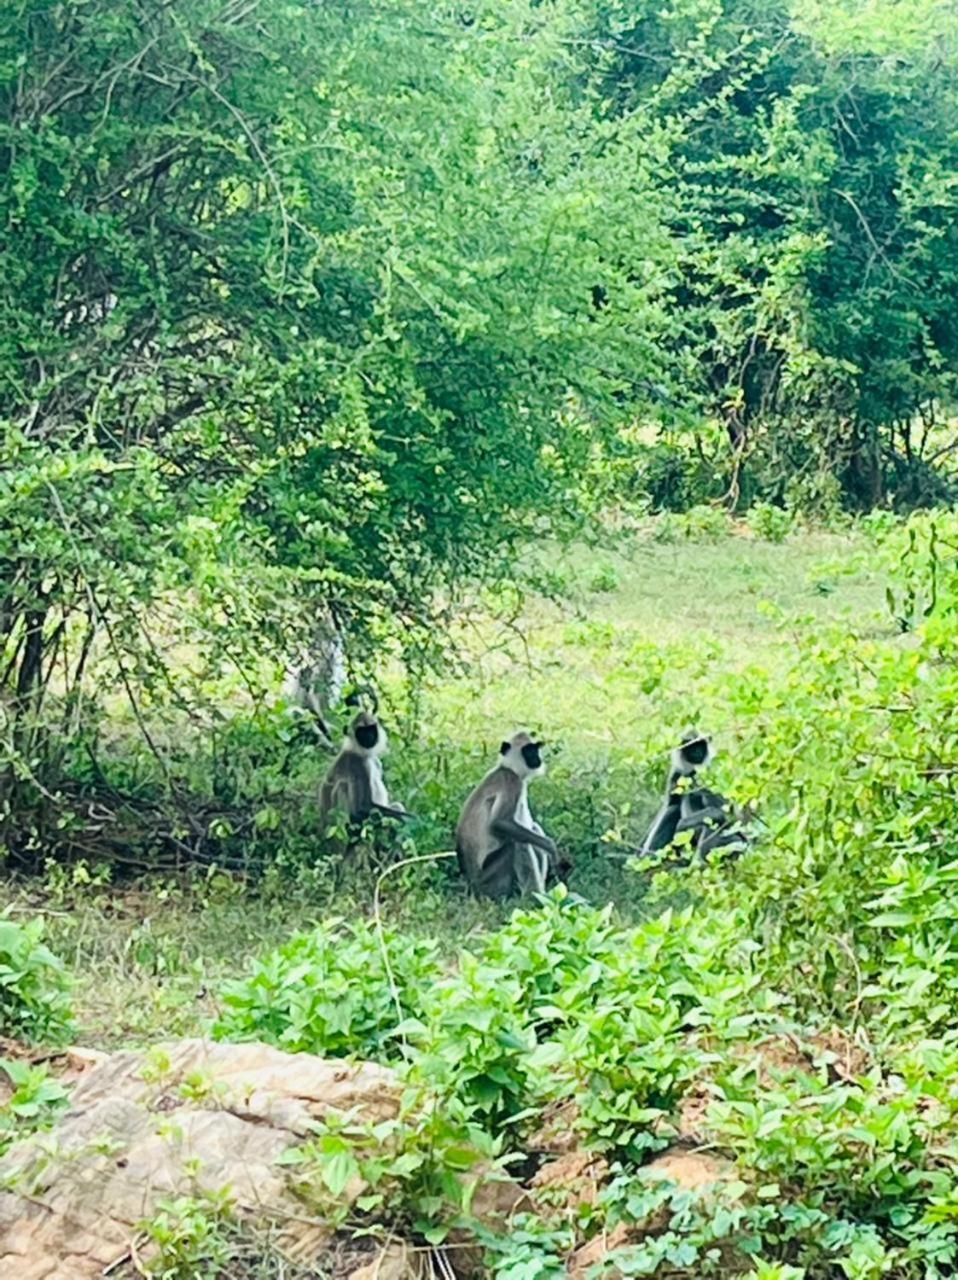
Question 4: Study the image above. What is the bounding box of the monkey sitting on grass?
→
[639,731,747,861]
[318,710,410,826]
[456,731,562,899]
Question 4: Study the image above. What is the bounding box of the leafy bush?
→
[653,505,731,543]
[0,1059,69,1155]
[747,502,794,544]
[140,1190,235,1280]
[0,918,74,1044]
[279,1098,499,1243]
[212,917,439,1062]
[589,563,621,594]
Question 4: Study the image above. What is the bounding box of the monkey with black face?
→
[640,731,745,860]
[318,711,410,826]
[456,732,559,899]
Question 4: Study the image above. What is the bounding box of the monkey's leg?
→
[475,845,516,900]
[514,843,547,897]
[640,800,681,854]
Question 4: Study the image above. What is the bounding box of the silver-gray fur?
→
[318,711,409,825]
[284,613,348,746]
[455,732,558,900]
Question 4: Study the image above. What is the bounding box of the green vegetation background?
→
[2,0,958,1277]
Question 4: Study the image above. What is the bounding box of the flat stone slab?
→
[0,1038,399,1280]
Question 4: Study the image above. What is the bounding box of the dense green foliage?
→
[216,886,958,1277]
[1,1,957,1274]
[3,0,957,867]
[214,918,439,1061]
[587,0,958,512]
[0,917,74,1043]
[0,1058,69,1156]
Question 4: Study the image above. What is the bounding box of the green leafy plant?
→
[139,1189,235,1279]
[747,503,794,544]
[653,505,731,543]
[0,1059,69,1155]
[279,1096,499,1245]
[589,563,622,594]
[213,918,439,1062]
[0,918,74,1044]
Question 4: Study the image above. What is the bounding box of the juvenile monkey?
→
[318,711,409,825]
[456,732,559,899]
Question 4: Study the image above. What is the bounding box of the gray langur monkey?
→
[283,610,380,748]
[284,612,347,747]
[456,732,559,899]
[639,731,746,860]
[318,711,410,825]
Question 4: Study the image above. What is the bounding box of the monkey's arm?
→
[372,802,414,821]
[675,790,728,832]
[492,816,557,855]
[640,801,680,853]
[317,775,337,820]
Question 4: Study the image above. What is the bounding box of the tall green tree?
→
[0,0,676,842]
[584,0,958,509]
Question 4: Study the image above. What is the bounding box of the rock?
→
[528,1097,581,1154]
[348,1240,424,1279]
[568,1221,632,1278]
[62,1046,110,1079]
[566,1149,736,1278]
[641,1146,734,1193]
[446,1162,531,1279]
[0,1038,400,1280]
[529,1151,610,1212]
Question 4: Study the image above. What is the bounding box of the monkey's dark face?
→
[680,736,709,767]
[500,734,545,777]
[355,722,379,751]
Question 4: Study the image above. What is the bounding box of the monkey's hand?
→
[550,847,572,877]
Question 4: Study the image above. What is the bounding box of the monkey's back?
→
[318,751,371,822]
[456,767,522,898]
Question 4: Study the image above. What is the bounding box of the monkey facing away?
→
[640,731,746,860]
[456,732,560,900]
[318,711,410,826]
[284,611,348,747]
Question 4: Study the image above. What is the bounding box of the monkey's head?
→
[674,731,711,774]
[349,711,385,756]
[500,731,545,778]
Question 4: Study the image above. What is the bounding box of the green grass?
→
[423,528,886,742]
[0,527,890,1052]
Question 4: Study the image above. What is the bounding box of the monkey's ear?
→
[500,741,511,755]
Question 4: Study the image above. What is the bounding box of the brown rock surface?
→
[0,1038,400,1280]
[530,1150,610,1212]
[641,1146,734,1192]
[566,1148,737,1277]
[447,1161,531,1279]
[348,1240,425,1279]
[528,1097,581,1154]
[568,1222,632,1278]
